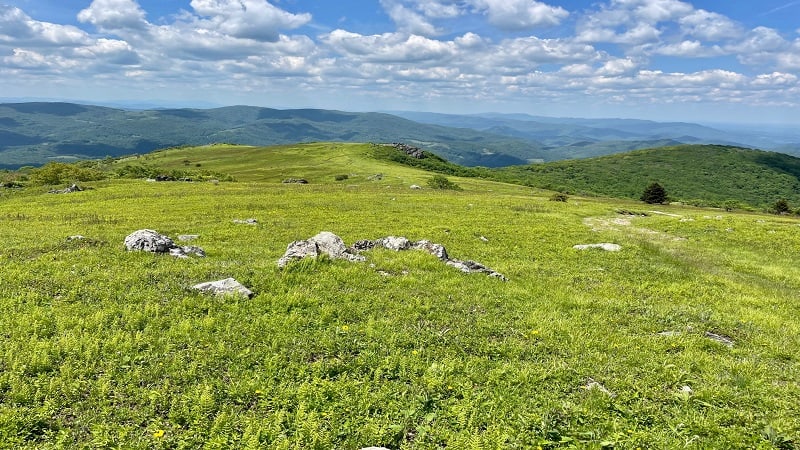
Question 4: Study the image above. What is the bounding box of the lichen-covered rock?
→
[350,239,376,252]
[310,231,348,258]
[124,229,176,253]
[170,246,206,259]
[446,259,507,281]
[278,239,319,268]
[192,278,253,298]
[278,232,366,267]
[411,240,448,260]
[376,236,411,251]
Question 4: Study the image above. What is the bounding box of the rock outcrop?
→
[279,232,505,280]
[278,232,365,268]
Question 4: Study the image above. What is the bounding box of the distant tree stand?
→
[641,182,667,204]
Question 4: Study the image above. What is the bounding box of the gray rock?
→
[67,235,86,241]
[124,229,176,253]
[410,184,422,189]
[445,259,507,281]
[310,231,349,258]
[705,331,734,347]
[49,183,83,194]
[192,278,253,298]
[411,240,448,260]
[282,178,308,184]
[233,218,258,225]
[573,243,622,252]
[350,239,376,252]
[171,246,206,258]
[376,236,412,251]
[178,234,200,241]
[278,239,319,268]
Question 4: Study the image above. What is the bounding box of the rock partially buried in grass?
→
[124,229,176,253]
[573,243,622,252]
[124,229,206,258]
[192,278,253,298]
[233,218,258,225]
[49,183,83,194]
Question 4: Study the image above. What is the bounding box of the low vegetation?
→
[1,143,799,448]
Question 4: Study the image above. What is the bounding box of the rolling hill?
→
[496,144,800,208]
[0,102,546,169]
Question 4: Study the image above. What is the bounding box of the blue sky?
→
[1,0,799,124]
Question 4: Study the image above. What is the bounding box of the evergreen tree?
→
[641,182,667,204]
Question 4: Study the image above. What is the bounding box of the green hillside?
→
[0,103,543,168]
[1,143,799,448]
[498,144,800,208]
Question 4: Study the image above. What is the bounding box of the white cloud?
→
[1,7,89,46]
[189,0,311,42]
[679,10,742,41]
[2,2,800,117]
[597,58,638,76]
[323,30,455,63]
[77,0,148,31]
[653,40,724,57]
[379,0,440,36]
[468,0,569,30]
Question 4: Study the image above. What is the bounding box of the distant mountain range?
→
[387,111,800,159]
[1,102,799,169]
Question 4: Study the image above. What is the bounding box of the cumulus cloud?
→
[2,1,800,114]
[379,0,440,36]
[77,0,148,31]
[1,6,89,46]
[469,0,569,30]
[189,0,311,42]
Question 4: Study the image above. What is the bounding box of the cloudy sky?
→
[1,0,800,124]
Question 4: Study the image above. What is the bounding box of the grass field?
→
[1,143,798,448]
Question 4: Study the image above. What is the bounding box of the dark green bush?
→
[427,175,462,190]
[641,182,667,204]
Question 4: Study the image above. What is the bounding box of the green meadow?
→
[1,143,798,448]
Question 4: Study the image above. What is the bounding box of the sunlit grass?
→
[0,143,798,448]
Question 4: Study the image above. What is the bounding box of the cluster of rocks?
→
[124,229,252,297]
[390,143,426,159]
[48,184,83,194]
[282,178,308,184]
[124,229,206,259]
[278,231,507,280]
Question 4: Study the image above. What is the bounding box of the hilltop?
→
[1,142,798,448]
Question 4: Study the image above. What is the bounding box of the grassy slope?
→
[1,143,799,449]
[498,145,800,208]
